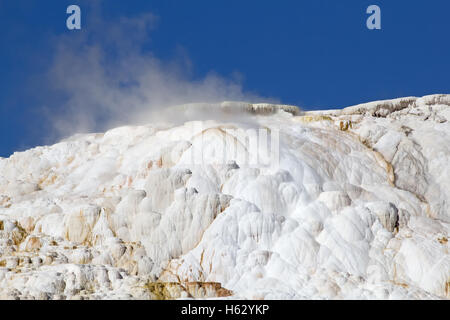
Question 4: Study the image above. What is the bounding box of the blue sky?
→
[0,0,449,157]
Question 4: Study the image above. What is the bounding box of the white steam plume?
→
[43,9,274,141]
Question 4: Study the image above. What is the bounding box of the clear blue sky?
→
[0,0,449,157]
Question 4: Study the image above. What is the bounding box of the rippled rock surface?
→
[0,95,449,300]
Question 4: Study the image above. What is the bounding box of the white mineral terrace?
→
[0,94,449,300]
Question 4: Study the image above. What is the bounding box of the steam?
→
[44,9,273,141]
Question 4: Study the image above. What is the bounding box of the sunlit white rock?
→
[0,96,449,299]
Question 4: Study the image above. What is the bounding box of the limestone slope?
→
[0,95,449,300]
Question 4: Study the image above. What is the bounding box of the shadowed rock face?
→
[144,282,232,300]
[0,94,449,300]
